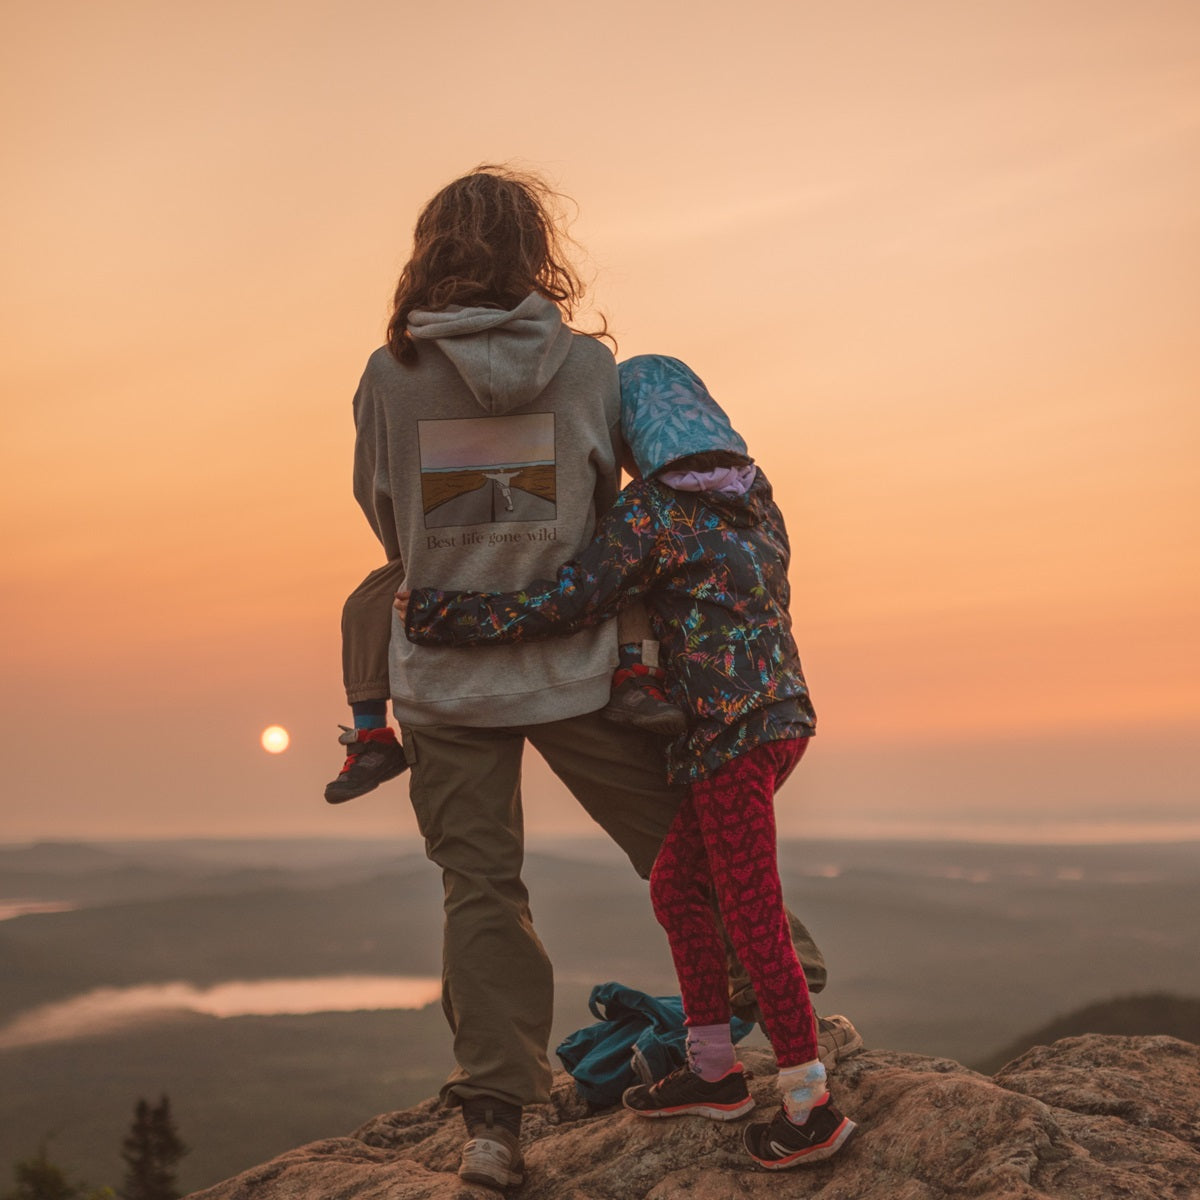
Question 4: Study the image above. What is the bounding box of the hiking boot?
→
[817,1014,864,1068]
[460,1098,524,1189]
[323,725,408,804]
[602,666,687,736]
[459,1126,524,1189]
[742,1094,857,1169]
[622,1062,754,1120]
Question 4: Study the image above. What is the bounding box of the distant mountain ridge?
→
[973,992,1200,1074]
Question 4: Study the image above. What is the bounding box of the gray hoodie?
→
[352,293,622,726]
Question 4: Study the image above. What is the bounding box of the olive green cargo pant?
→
[401,713,827,1110]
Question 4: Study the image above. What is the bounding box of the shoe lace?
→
[651,1057,698,1097]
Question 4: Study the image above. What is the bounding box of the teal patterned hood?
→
[618,355,750,479]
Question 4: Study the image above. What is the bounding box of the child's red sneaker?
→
[602,665,688,736]
[324,726,408,804]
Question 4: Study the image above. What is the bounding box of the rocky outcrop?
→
[186,1035,1200,1199]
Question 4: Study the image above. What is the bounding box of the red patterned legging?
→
[649,737,817,1067]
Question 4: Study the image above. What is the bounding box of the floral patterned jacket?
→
[404,470,816,784]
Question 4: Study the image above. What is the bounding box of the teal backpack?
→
[556,981,755,1109]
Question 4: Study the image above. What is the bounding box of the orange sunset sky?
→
[2,0,1197,843]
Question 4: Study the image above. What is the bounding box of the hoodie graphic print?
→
[416,411,558,529]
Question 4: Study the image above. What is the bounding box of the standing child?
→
[396,354,857,1169]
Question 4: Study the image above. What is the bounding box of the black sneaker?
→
[622,1063,753,1120]
[323,725,408,804]
[742,1094,857,1169]
[602,667,688,736]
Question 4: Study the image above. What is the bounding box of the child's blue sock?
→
[618,641,662,671]
[779,1059,827,1123]
[351,700,388,731]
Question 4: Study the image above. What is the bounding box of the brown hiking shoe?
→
[459,1097,524,1189]
[459,1126,524,1189]
[816,1014,864,1068]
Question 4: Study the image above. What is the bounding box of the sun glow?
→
[260,725,290,754]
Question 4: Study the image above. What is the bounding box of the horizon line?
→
[4,830,1200,850]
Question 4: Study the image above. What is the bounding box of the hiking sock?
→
[618,640,663,670]
[687,1022,737,1082]
[778,1059,828,1123]
[617,643,641,670]
[351,700,388,731]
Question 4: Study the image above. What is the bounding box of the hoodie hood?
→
[618,354,749,479]
[407,292,574,414]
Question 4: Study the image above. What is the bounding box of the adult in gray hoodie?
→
[346,167,828,1190]
[344,168,684,1188]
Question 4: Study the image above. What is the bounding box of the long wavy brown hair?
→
[387,165,607,365]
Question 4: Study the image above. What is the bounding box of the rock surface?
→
[186,1035,1200,1199]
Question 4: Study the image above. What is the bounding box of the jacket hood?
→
[684,469,774,529]
[408,292,574,414]
[618,355,749,479]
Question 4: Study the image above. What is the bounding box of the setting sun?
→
[260,726,290,755]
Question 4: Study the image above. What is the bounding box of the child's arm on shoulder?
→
[401,484,665,649]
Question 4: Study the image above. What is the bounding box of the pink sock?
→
[686,1023,736,1081]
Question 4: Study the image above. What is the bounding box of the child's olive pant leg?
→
[615,600,654,644]
[341,560,404,703]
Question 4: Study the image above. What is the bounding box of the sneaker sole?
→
[623,1094,755,1121]
[600,708,687,736]
[745,1115,857,1169]
[323,761,408,805]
